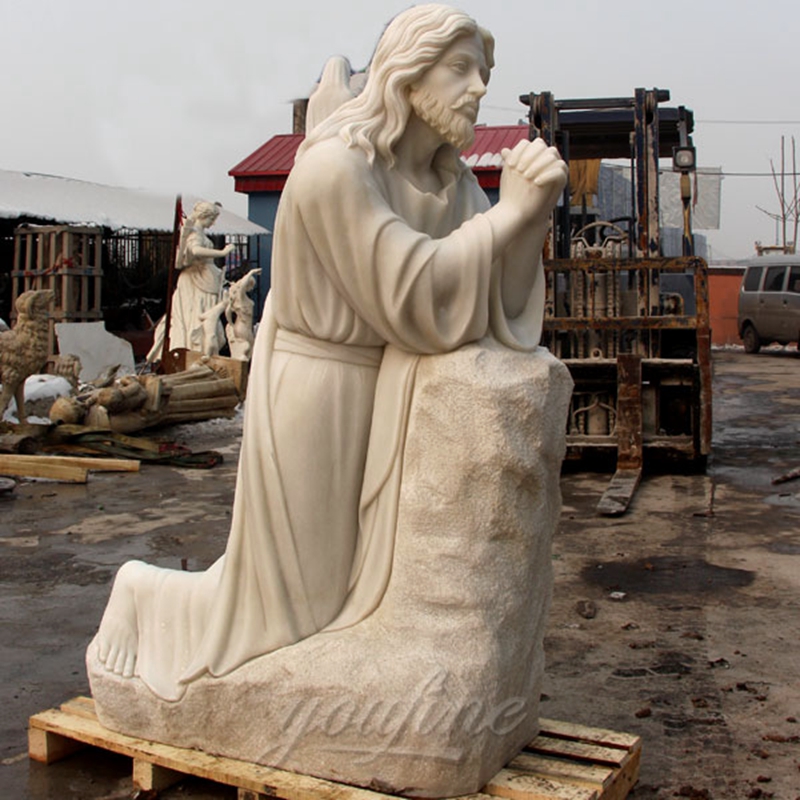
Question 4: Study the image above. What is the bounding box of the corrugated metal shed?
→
[0,169,269,235]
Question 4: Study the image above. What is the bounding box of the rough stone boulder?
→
[88,341,573,797]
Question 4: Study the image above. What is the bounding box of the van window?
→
[789,266,800,293]
[743,267,763,291]
[764,266,787,292]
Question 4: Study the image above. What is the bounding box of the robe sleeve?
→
[488,253,545,352]
[281,140,496,354]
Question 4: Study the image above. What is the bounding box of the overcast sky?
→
[3,0,799,260]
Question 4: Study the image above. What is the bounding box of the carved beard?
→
[408,86,477,151]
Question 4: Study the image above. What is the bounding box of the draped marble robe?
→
[100,135,546,701]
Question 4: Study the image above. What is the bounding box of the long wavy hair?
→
[297,4,494,168]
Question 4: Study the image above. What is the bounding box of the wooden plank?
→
[600,746,640,800]
[28,726,86,764]
[80,233,89,314]
[94,233,103,309]
[161,363,216,386]
[508,752,639,800]
[0,454,139,473]
[169,378,239,401]
[539,719,642,751]
[484,768,598,800]
[528,736,629,769]
[0,457,88,483]
[55,455,140,472]
[133,758,184,792]
[62,230,73,314]
[236,789,508,800]
[60,696,98,720]
[165,396,240,414]
[445,795,499,800]
[596,468,641,517]
[509,752,614,788]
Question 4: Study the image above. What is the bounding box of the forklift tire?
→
[742,324,761,354]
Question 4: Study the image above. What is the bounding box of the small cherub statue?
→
[225,269,261,360]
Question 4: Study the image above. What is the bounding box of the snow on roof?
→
[0,169,269,235]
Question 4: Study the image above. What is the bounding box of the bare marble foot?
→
[96,560,150,678]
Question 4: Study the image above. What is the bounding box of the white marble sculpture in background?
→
[89,5,571,796]
[225,268,261,360]
[147,201,234,362]
[198,294,229,357]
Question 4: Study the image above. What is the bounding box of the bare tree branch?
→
[756,205,783,222]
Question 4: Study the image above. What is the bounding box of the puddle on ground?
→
[764,492,800,510]
[581,556,755,594]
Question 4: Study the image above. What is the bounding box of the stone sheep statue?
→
[0,290,55,424]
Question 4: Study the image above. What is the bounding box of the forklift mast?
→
[519,89,712,515]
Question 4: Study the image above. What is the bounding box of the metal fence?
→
[101,229,266,332]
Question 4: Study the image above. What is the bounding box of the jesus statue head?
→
[299,4,495,167]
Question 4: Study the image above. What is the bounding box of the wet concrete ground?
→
[546,348,800,799]
[1,350,799,799]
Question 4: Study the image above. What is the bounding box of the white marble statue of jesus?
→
[92,2,567,703]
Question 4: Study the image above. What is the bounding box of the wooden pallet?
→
[29,697,640,800]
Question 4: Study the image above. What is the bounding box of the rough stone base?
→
[88,341,573,798]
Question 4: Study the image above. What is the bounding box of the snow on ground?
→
[165,404,245,446]
[1,374,72,423]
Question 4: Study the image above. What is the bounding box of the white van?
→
[737,256,800,353]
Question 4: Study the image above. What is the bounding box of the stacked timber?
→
[56,364,241,435]
[149,366,241,426]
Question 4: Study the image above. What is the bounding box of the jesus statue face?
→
[407,31,489,151]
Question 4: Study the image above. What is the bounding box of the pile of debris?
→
[0,354,243,488]
[49,358,243,434]
[1,288,249,491]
